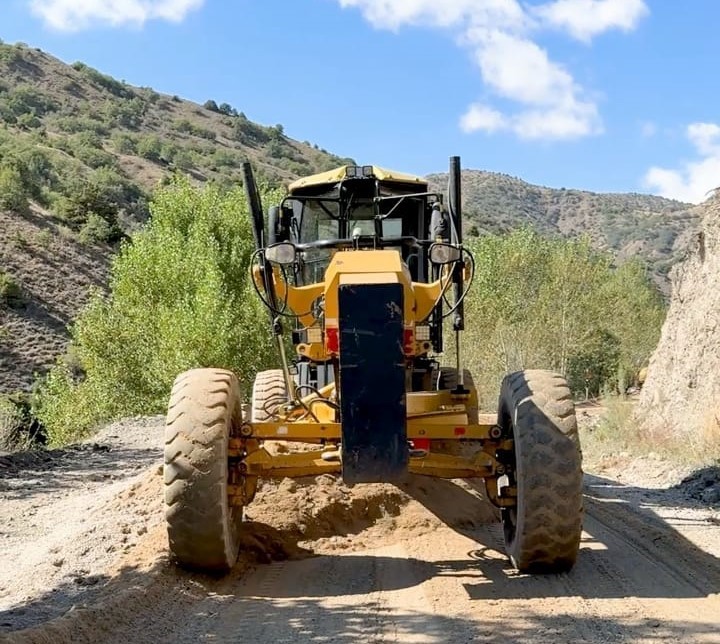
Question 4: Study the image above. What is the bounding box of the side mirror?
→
[265,242,296,266]
[429,242,461,265]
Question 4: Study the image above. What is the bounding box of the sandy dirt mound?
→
[1,418,498,641]
[248,473,497,555]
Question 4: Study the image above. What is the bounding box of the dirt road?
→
[1,417,719,643]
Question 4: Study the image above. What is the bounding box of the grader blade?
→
[339,282,408,483]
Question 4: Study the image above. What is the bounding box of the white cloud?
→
[337,0,526,31]
[30,0,204,31]
[460,103,507,133]
[687,122,720,156]
[644,122,720,203]
[471,30,573,106]
[337,0,647,140]
[534,0,649,43]
[461,101,599,140]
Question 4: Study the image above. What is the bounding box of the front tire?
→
[164,368,244,572]
[497,369,583,573]
[251,369,287,422]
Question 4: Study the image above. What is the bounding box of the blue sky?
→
[1,0,719,203]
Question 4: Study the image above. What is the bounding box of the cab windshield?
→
[295,199,402,284]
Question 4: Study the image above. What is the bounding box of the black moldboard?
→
[338,282,408,484]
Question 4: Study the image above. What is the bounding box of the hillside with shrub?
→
[0,39,352,400]
[0,38,695,417]
[0,40,354,240]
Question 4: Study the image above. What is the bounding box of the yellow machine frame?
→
[233,242,514,508]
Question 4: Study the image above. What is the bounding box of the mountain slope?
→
[428,171,701,286]
[0,40,354,395]
[0,40,703,395]
[0,40,353,237]
[0,208,109,393]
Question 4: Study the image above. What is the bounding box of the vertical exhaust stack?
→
[242,161,294,401]
[242,161,266,251]
[449,156,467,392]
[449,156,464,333]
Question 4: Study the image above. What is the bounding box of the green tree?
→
[461,229,665,405]
[36,179,281,445]
[218,102,237,116]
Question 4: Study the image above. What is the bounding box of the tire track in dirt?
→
[2,423,720,643]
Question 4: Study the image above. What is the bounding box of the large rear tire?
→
[497,369,583,573]
[251,369,287,422]
[164,368,243,573]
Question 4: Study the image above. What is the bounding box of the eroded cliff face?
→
[638,193,720,445]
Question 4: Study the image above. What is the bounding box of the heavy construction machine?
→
[163,157,584,575]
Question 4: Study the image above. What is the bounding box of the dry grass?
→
[580,395,720,468]
[700,409,720,455]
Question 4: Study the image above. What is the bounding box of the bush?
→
[0,165,30,213]
[54,167,144,238]
[136,135,162,162]
[79,212,114,244]
[53,115,108,136]
[4,85,57,117]
[232,116,270,146]
[0,393,45,450]
[104,97,146,128]
[73,144,115,169]
[218,102,238,117]
[72,62,135,99]
[17,113,42,129]
[172,119,216,140]
[36,179,281,444]
[0,270,22,306]
[461,229,665,406]
[111,132,137,154]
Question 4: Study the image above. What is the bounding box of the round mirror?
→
[265,242,297,265]
[429,242,461,265]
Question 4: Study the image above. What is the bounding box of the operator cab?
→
[271,165,444,285]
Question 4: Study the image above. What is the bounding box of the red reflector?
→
[454,427,466,436]
[414,438,430,450]
[326,327,339,353]
[403,328,414,354]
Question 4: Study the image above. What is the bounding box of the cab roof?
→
[288,165,427,193]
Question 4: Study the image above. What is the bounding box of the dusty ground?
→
[0,412,718,643]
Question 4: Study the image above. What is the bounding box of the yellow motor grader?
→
[163,157,583,574]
